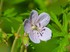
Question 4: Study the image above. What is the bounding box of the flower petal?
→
[29,10,38,24]
[29,30,40,43]
[37,13,50,27]
[39,27,52,41]
[24,19,31,33]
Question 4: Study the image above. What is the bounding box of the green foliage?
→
[0,0,70,52]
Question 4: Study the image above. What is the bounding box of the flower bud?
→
[23,33,29,47]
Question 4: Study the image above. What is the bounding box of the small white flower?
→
[24,10,52,43]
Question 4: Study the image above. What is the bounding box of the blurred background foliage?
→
[0,0,70,52]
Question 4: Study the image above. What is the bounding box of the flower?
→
[24,10,52,43]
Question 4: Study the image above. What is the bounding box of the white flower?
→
[24,10,52,43]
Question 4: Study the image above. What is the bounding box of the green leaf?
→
[34,0,47,11]
[28,38,60,52]
[62,13,68,33]
[58,0,68,7]
[4,0,25,4]
[50,12,62,31]
[11,27,15,34]
[4,8,17,17]
[48,24,64,37]
[0,18,12,33]
[10,0,25,4]
[47,2,63,15]
[7,34,13,40]
[0,17,22,33]
[52,36,69,52]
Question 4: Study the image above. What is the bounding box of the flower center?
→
[31,25,37,30]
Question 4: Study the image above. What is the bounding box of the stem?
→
[24,49,27,52]
[0,0,3,16]
[11,22,24,52]
[24,46,27,52]
[20,44,24,52]
[11,37,18,52]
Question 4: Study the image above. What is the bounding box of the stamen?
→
[40,33,42,36]
[42,29,45,31]
[39,23,41,27]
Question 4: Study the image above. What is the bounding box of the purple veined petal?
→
[29,30,40,43]
[39,27,52,41]
[37,12,50,27]
[29,10,38,25]
[24,19,32,33]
